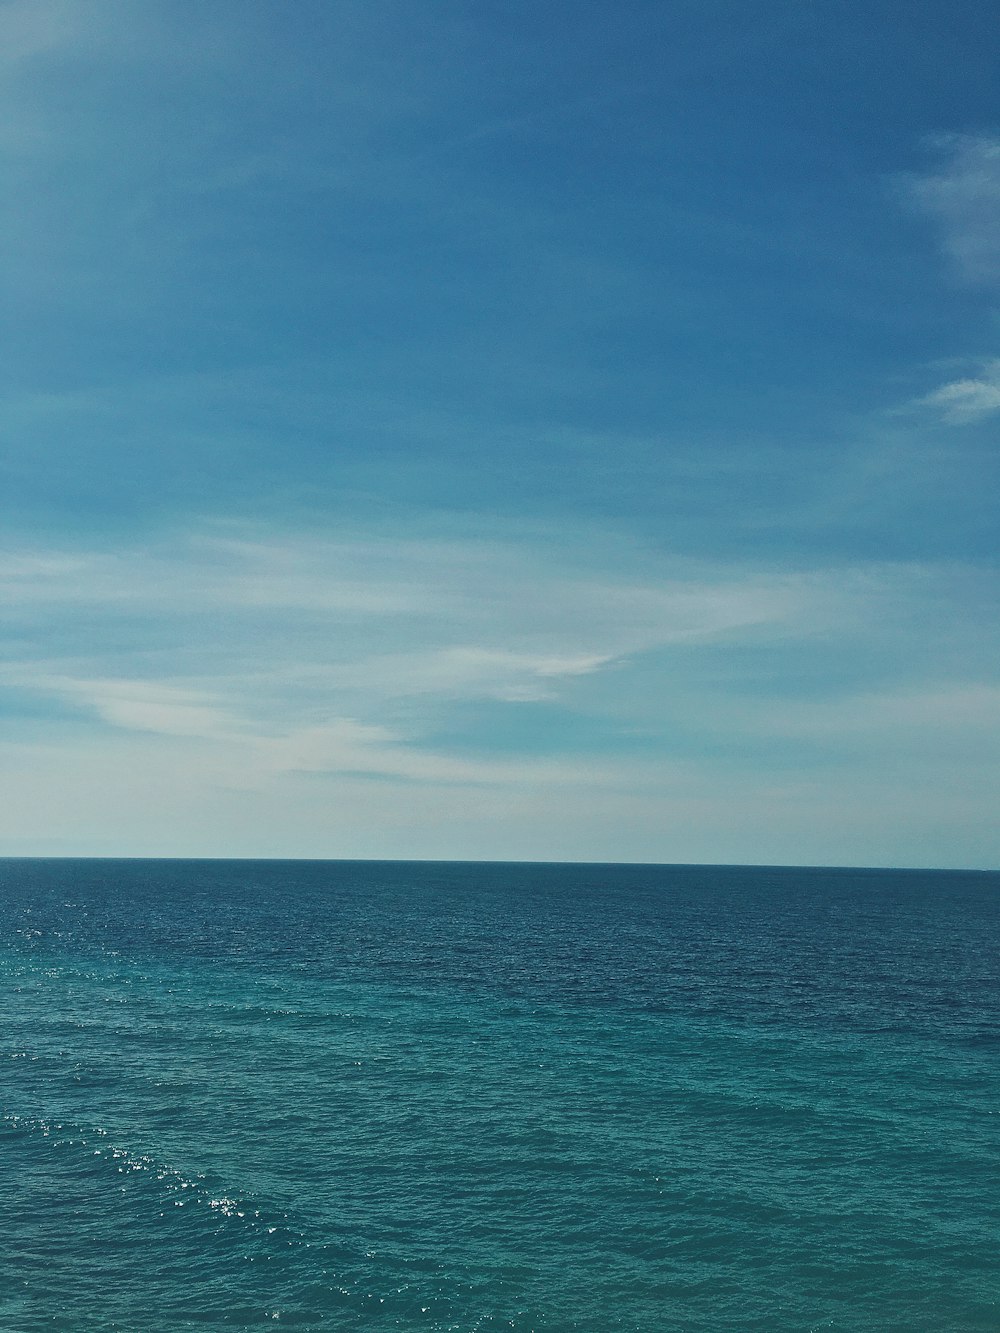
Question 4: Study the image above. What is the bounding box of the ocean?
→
[2,859,998,1331]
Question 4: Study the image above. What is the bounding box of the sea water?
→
[1,859,998,1331]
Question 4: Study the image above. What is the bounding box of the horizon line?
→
[0,854,995,874]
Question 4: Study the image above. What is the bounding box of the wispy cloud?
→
[254,718,635,789]
[892,136,1000,424]
[0,524,810,698]
[0,522,876,785]
[911,359,1000,423]
[16,675,240,740]
[903,132,1000,285]
[2,521,996,798]
[0,0,82,68]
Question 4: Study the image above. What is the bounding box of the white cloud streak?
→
[904,133,1000,285]
[0,523,835,767]
[896,136,1000,432]
[916,361,1000,423]
[1,522,998,862]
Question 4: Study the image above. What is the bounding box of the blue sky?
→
[1,0,998,865]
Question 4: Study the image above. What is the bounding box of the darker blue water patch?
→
[2,859,999,1330]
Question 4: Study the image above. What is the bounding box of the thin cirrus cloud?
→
[0,525,811,724]
[0,523,835,839]
[0,523,996,864]
[916,362,1000,423]
[904,133,1000,286]
[899,137,1000,427]
[1,522,996,742]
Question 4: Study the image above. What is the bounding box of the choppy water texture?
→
[2,860,999,1331]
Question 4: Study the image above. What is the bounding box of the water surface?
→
[2,859,998,1330]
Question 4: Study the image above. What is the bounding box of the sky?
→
[1,0,998,866]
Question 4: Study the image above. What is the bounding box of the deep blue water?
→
[2,859,999,1331]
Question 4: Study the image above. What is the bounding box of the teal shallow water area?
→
[2,860,999,1331]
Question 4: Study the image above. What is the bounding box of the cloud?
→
[0,672,645,792]
[254,719,633,789]
[913,360,1000,423]
[0,0,82,67]
[0,521,845,780]
[0,523,809,690]
[318,646,616,705]
[1,520,998,863]
[896,137,1000,429]
[17,676,240,740]
[904,133,1000,285]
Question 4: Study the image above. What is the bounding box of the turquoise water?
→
[2,860,999,1331]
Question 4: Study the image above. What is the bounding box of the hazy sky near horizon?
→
[2,0,998,865]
